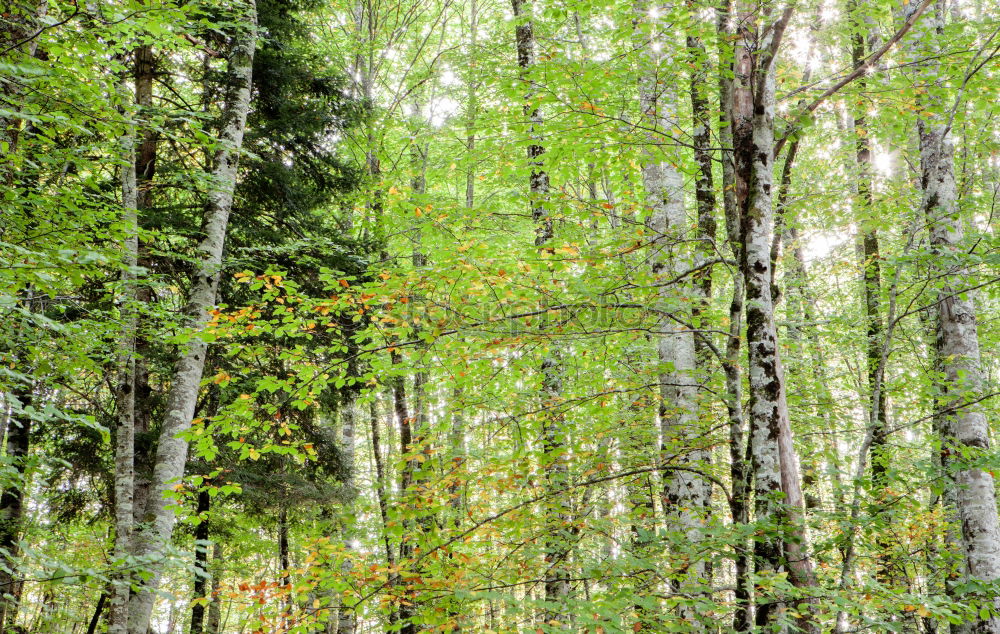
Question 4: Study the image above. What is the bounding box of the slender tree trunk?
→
[190,490,210,634]
[86,591,108,634]
[844,3,893,586]
[511,0,570,621]
[717,2,751,627]
[131,42,158,527]
[127,7,257,629]
[637,2,709,618]
[279,506,290,587]
[464,0,478,211]
[206,542,223,634]
[334,401,357,634]
[687,16,718,587]
[390,345,418,634]
[108,54,140,634]
[0,380,33,630]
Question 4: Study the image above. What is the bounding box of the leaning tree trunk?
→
[126,6,256,630]
[912,4,1000,631]
[511,0,571,621]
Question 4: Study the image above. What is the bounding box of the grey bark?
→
[108,61,140,634]
[717,2,751,628]
[206,542,223,634]
[912,4,1000,630]
[126,7,257,630]
[511,0,570,619]
[729,4,818,629]
[637,2,709,617]
[334,402,357,634]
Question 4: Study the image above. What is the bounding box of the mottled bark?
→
[917,15,1000,634]
[511,0,570,618]
[190,490,211,634]
[126,7,256,629]
[637,3,709,617]
[335,402,357,634]
[907,2,1000,630]
[717,2,751,628]
[730,5,817,629]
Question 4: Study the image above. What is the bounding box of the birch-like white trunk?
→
[906,2,1000,629]
[922,123,1000,633]
[731,6,817,628]
[637,2,709,614]
[919,56,1000,634]
[126,7,257,630]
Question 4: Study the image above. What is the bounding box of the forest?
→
[2,0,1000,631]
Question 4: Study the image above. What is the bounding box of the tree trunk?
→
[334,402,357,634]
[190,490,210,634]
[131,42,159,529]
[845,3,893,586]
[126,6,256,629]
[86,591,108,634]
[108,54,140,634]
[206,542,223,634]
[637,2,709,617]
[0,382,33,631]
[511,0,570,621]
[717,2,752,627]
[914,5,1000,631]
[464,0,478,212]
[279,506,290,587]
[730,5,818,629]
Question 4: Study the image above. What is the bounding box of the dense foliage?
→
[2,0,1000,632]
